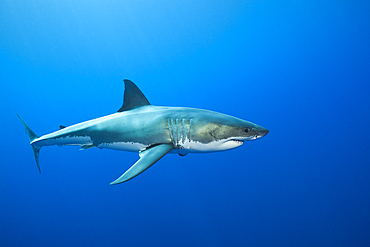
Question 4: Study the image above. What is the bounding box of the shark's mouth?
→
[227,139,244,144]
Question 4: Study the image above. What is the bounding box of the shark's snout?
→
[259,128,269,137]
[253,126,269,139]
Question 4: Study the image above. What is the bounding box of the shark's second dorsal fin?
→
[118,79,151,112]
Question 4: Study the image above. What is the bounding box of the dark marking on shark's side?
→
[18,79,269,185]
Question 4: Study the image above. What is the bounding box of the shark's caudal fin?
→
[17,114,41,173]
[117,79,151,112]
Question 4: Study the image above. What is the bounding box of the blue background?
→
[1,1,369,246]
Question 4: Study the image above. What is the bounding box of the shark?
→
[18,79,269,185]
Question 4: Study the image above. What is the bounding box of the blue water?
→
[1,1,369,246]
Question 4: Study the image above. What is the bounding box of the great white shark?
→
[18,79,269,185]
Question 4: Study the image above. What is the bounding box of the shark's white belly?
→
[33,135,93,147]
[98,141,147,152]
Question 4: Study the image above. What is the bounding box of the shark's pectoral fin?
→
[110,144,173,185]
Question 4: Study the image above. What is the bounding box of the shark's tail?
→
[17,114,42,173]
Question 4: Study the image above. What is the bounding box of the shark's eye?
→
[245,128,249,133]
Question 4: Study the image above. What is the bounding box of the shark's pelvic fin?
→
[110,144,173,185]
[117,79,151,112]
[80,144,96,150]
[17,114,42,173]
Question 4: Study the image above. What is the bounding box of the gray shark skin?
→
[18,79,269,185]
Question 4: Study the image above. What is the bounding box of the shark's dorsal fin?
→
[59,125,66,129]
[118,79,151,112]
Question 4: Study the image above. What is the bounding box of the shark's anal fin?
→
[110,144,173,185]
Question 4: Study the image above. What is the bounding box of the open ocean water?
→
[1,1,369,246]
